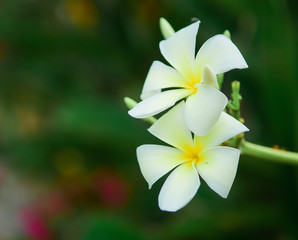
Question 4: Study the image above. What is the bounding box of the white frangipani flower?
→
[137,102,248,212]
[129,20,248,136]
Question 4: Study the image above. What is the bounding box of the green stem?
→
[241,140,298,165]
[228,81,241,120]
[124,97,156,124]
[217,73,224,90]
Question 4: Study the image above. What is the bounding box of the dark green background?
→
[0,0,297,239]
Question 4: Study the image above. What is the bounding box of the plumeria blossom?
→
[129,20,248,136]
[137,102,248,212]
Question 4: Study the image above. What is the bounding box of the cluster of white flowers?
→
[128,18,249,212]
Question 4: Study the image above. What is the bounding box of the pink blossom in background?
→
[93,168,131,208]
[19,207,52,240]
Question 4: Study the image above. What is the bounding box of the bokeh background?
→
[0,0,297,239]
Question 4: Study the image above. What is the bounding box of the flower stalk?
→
[225,81,244,148]
[241,141,298,165]
[217,73,224,90]
[228,81,241,120]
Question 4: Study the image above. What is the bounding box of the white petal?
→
[202,65,219,89]
[128,89,191,119]
[196,147,240,198]
[159,21,200,80]
[136,145,186,189]
[141,61,187,99]
[185,84,227,136]
[194,111,249,151]
[195,34,248,75]
[158,163,200,212]
[148,101,194,153]
[140,89,161,100]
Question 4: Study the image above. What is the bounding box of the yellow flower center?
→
[191,153,201,165]
[184,149,202,166]
[185,74,201,94]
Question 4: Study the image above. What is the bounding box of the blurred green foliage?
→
[0,0,297,239]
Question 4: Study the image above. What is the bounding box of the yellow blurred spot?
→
[134,0,160,24]
[65,0,99,28]
[273,145,285,151]
[54,149,85,178]
[16,108,42,134]
[237,133,244,138]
